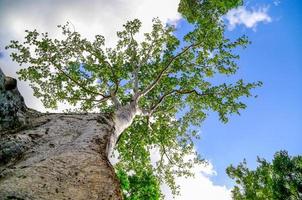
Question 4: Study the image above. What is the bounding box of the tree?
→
[227,151,302,200]
[116,168,161,200]
[1,0,261,199]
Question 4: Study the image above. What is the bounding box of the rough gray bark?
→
[0,69,123,200]
[0,68,28,131]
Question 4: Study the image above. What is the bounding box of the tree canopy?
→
[117,168,161,200]
[227,151,302,200]
[6,0,261,195]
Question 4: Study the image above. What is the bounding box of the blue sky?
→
[192,0,302,187]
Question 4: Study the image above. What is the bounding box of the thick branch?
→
[108,80,121,108]
[111,95,121,108]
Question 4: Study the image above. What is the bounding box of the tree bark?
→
[0,69,123,200]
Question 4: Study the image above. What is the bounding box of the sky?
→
[0,0,301,199]
[198,0,302,188]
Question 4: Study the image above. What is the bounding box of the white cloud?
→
[149,147,231,200]
[161,163,232,200]
[0,0,181,45]
[225,6,272,31]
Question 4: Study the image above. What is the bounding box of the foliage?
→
[6,0,261,195]
[227,150,302,200]
[116,168,161,200]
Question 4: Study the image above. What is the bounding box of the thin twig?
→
[149,89,206,115]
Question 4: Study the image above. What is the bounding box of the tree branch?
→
[137,43,199,100]
[52,62,110,99]
[126,32,141,95]
[149,91,175,115]
[111,94,121,108]
[162,145,174,165]
[45,39,108,99]
[65,96,109,102]
[133,67,139,93]
[149,88,206,115]
[97,58,121,107]
[94,51,120,104]
[105,79,121,108]
[133,39,156,94]
[141,40,155,66]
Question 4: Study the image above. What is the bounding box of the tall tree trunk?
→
[0,69,123,199]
